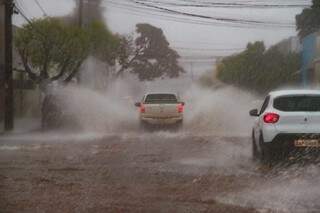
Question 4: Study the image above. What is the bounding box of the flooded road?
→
[1,132,319,213]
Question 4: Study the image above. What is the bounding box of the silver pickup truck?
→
[135,93,184,128]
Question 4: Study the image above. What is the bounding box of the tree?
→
[14,18,120,129]
[296,0,320,39]
[217,41,265,89]
[117,23,184,81]
[14,17,119,91]
[217,41,300,94]
[87,21,120,65]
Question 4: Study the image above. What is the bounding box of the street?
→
[0,0,319,212]
[1,131,319,213]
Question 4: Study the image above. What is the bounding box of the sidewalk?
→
[0,118,41,135]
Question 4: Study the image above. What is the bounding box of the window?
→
[144,94,178,104]
[274,95,320,112]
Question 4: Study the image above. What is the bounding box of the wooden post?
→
[79,0,83,27]
[4,0,14,131]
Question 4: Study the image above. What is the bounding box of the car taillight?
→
[263,113,279,123]
[177,103,184,113]
[140,104,145,113]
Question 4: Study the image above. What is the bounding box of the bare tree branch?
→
[116,45,144,77]
[63,59,84,83]
[50,58,71,81]
[40,49,51,80]
[17,48,40,82]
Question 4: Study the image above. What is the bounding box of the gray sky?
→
[13,0,311,73]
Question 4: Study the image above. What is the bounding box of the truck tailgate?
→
[144,104,180,118]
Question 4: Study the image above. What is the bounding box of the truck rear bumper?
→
[141,117,183,125]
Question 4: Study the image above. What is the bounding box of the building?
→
[301,31,320,87]
[275,36,302,55]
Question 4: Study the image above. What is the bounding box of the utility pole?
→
[78,0,83,27]
[4,0,14,131]
[190,62,194,82]
[77,0,84,83]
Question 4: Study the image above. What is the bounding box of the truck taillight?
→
[140,104,145,113]
[263,113,279,123]
[178,103,184,113]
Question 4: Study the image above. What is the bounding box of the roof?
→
[269,89,320,97]
[145,92,178,96]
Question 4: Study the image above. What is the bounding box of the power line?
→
[172,40,243,47]
[137,0,311,8]
[131,0,295,27]
[173,46,245,51]
[105,0,296,29]
[33,0,48,16]
[14,2,34,25]
[179,58,217,61]
[151,0,310,9]
[13,2,228,56]
[180,56,222,60]
[15,0,37,20]
[106,1,252,29]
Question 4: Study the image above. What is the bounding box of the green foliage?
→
[87,21,120,65]
[14,17,120,87]
[217,41,300,94]
[296,0,320,39]
[128,23,185,81]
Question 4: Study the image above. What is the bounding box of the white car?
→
[249,89,320,162]
[135,93,184,128]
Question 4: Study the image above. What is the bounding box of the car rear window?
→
[274,95,320,112]
[145,94,178,104]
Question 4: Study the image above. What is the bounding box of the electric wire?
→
[105,0,296,29]
[131,0,295,27]
[34,0,48,16]
[173,47,245,51]
[136,0,311,8]
[14,1,34,25]
[14,0,37,21]
[14,0,302,63]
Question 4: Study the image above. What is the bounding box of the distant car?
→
[135,93,184,129]
[249,90,320,163]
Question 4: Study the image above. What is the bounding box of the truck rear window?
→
[274,95,320,112]
[145,94,178,104]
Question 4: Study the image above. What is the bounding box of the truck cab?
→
[135,93,184,128]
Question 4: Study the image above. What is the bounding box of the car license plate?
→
[294,139,320,147]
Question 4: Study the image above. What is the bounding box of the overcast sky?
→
[13,0,311,73]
